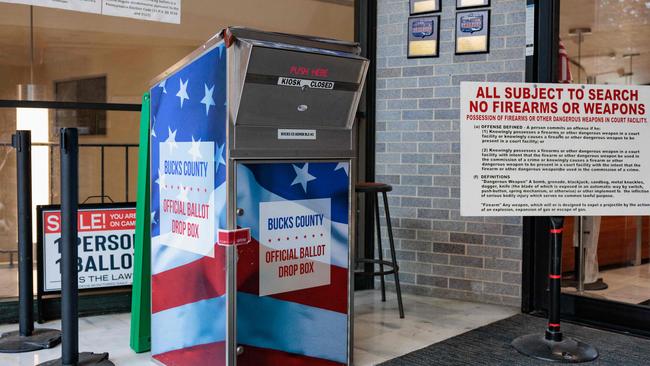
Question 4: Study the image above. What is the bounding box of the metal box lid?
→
[224,27,369,158]
[224,27,368,131]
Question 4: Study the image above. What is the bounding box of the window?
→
[55,76,107,135]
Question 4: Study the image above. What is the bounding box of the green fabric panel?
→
[130,93,151,353]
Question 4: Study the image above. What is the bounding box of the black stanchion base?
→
[512,333,599,363]
[0,328,61,353]
[37,352,115,366]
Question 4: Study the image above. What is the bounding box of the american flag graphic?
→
[234,161,349,365]
[150,42,229,365]
[558,40,573,83]
[149,41,349,366]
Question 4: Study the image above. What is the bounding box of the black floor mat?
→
[378,314,650,365]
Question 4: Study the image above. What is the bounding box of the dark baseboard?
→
[0,291,132,325]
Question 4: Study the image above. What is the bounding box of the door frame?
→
[354,0,377,291]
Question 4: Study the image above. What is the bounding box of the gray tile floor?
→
[354,290,518,365]
[0,290,517,365]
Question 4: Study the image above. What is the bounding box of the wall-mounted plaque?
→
[407,15,440,58]
[410,0,441,14]
[456,0,490,9]
[455,10,490,54]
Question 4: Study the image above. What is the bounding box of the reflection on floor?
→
[0,290,518,366]
[563,263,650,305]
[0,312,147,366]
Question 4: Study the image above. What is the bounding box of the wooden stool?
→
[356,182,404,318]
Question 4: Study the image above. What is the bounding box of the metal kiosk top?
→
[152,26,369,159]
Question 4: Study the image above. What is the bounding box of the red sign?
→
[44,209,136,234]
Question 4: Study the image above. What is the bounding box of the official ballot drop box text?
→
[149,27,369,366]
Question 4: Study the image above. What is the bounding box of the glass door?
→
[524,0,650,338]
[558,0,650,309]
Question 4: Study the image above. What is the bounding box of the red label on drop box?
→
[217,228,251,246]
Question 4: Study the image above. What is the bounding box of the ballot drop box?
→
[148,27,368,366]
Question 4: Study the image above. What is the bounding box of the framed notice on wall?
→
[410,0,441,14]
[407,15,440,58]
[457,0,490,9]
[455,9,490,55]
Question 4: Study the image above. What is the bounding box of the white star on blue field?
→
[176,78,189,108]
[201,84,216,116]
[291,163,317,193]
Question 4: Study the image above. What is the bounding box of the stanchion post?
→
[60,128,79,365]
[0,131,61,353]
[511,216,598,363]
[16,131,34,337]
[38,128,113,366]
[546,216,564,342]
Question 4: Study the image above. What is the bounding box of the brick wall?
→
[374,0,526,306]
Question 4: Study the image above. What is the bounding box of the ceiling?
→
[0,0,354,67]
[560,0,650,85]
